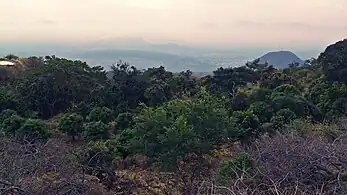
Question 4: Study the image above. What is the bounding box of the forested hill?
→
[1,39,347,194]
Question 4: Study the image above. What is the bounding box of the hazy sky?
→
[1,0,347,47]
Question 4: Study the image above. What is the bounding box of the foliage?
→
[231,90,250,111]
[0,114,25,137]
[115,112,135,132]
[271,85,321,119]
[105,61,148,114]
[270,109,297,132]
[272,84,301,96]
[260,71,295,89]
[247,86,272,104]
[82,121,109,141]
[88,106,113,123]
[318,39,347,84]
[0,67,13,81]
[204,66,257,96]
[4,54,19,60]
[59,113,84,140]
[215,152,253,184]
[0,109,17,122]
[17,119,50,142]
[144,83,170,106]
[168,70,199,98]
[83,140,118,168]
[248,101,274,123]
[126,90,231,170]
[0,89,17,113]
[229,111,260,142]
[308,80,347,119]
[13,56,108,119]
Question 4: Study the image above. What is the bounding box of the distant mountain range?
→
[70,49,217,72]
[0,37,320,72]
[258,51,304,68]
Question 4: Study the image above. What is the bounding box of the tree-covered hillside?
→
[1,39,347,194]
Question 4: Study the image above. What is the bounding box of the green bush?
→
[229,111,260,142]
[17,119,50,142]
[232,91,250,111]
[82,121,109,141]
[0,89,17,113]
[70,101,95,117]
[270,109,297,132]
[0,109,17,122]
[247,87,272,103]
[248,101,273,123]
[59,113,84,140]
[82,140,118,168]
[0,114,25,136]
[88,107,113,123]
[114,128,135,158]
[126,91,231,170]
[215,152,253,184]
[272,84,301,96]
[115,112,134,132]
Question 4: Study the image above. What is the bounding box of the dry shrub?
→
[0,137,105,195]
[205,133,347,195]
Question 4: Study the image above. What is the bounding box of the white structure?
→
[0,60,15,66]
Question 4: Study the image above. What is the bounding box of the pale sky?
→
[1,0,347,47]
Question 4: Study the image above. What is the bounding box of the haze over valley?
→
[0,38,321,72]
[1,0,345,72]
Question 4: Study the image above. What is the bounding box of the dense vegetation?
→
[1,39,347,194]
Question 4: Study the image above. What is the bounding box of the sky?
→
[1,0,347,48]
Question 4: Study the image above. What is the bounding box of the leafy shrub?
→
[17,119,50,142]
[70,101,95,117]
[260,71,295,89]
[272,84,301,96]
[229,111,260,142]
[232,91,250,111]
[13,56,108,119]
[270,109,297,132]
[215,152,253,184]
[0,89,17,112]
[248,101,273,123]
[88,107,113,123]
[115,112,134,132]
[247,87,272,103]
[59,113,84,140]
[144,84,170,106]
[113,128,136,159]
[126,91,231,170]
[271,90,314,118]
[0,114,25,136]
[308,81,347,120]
[0,109,17,122]
[82,140,118,168]
[82,121,109,141]
[276,109,297,121]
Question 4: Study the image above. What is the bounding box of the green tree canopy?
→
[13,56,108,118]
[318,39,347,84]
[125,90,231,170]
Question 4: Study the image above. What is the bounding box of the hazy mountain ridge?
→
[0,38,320,72]
[70,49,217,72]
